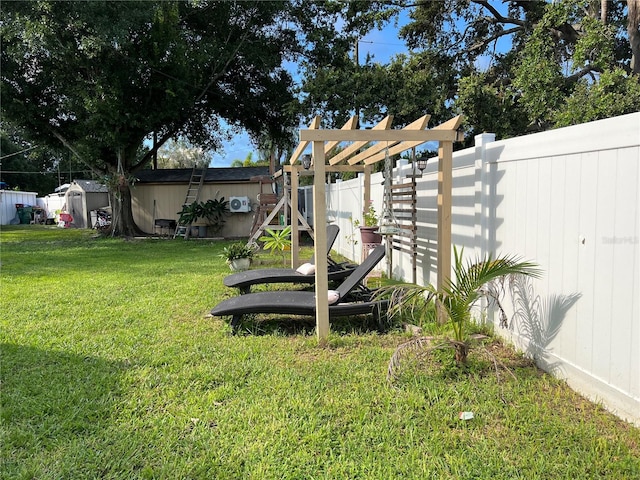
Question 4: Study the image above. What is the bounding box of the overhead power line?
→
[1,170,92,174]
[0,146,39,160]
[358,39,406,47]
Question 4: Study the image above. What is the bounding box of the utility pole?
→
[153,132,158,169]
[354,38,360,127]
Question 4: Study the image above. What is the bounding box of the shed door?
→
[67,192,85,228]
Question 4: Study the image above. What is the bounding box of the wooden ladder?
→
[173,167,206,239]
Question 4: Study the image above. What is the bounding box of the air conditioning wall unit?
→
[229,196,251,213]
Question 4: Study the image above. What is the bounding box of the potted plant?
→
[201,197,229,236]
[177,202,205,237]
[177,202,201,225]
[354,201,382,244]
[259,226,292,265]
[220,242,254,271]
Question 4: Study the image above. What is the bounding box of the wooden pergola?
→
[287,114,464,343]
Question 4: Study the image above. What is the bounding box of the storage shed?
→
[65,180,110,228]
[133,167,272,237]
[0,189,38,225]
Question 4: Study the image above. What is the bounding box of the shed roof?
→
[135,167,270,184]
[69,180,109,193]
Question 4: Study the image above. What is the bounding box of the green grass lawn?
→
[1,226,638,479]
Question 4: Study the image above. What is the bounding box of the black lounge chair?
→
[224,224,355,293]
[211,244,388,331]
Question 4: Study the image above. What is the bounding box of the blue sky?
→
[208,3,514,167]
[209,19,410,167]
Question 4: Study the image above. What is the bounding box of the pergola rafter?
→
[329,115,394,165]
[286,114,464,343]
[346,115,430,166]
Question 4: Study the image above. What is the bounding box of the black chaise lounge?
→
[224,224,355,293]
[211,244,388,331]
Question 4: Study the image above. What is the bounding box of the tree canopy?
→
[156,138,210,170]
[230,152,269,168]
[0,126,88,195]
[1,1,306,234]
[3,0,639,233]
[299,0,640,140]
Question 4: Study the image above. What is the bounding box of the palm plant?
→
[383,247,541,375]
[259,226,292,266]
[220,242,254,262]
[201,197,229,233]
[177,202,203,226]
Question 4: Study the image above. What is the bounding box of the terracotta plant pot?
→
[359,226,382,244]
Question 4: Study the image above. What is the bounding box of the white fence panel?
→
[330,172,384,272]
[487,114,639,425]
[326,112,639,425]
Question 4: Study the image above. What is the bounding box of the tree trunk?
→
[435,298,448,325]
[109,187,145,237]
[629,0,640,74]
[454,341,469,364]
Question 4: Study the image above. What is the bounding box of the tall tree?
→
[1,1,301,235]
[156,138,210,170]
[400,0,640,137]
[294,1,399,128]
[299,0,640,139]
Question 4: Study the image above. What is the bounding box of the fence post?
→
[474,133,496,259]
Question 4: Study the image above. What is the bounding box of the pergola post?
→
[363,165,371,215]
[437,140,453,290]
[290,165,299,268]
[312,140,330,344]
[296,114,463,344]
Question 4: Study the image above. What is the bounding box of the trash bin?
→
[18,206,33,224]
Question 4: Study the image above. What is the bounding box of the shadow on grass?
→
[0,343,126,475]
[229,313,390,337]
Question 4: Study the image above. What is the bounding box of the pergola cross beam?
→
[289,115,359,166]
[288,115,321,165]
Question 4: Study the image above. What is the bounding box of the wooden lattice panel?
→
[389,180,417,283]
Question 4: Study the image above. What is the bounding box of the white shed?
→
[0,189,38,225]
[64,180,110,228]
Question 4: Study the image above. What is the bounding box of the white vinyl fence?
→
[323,112,640,425]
